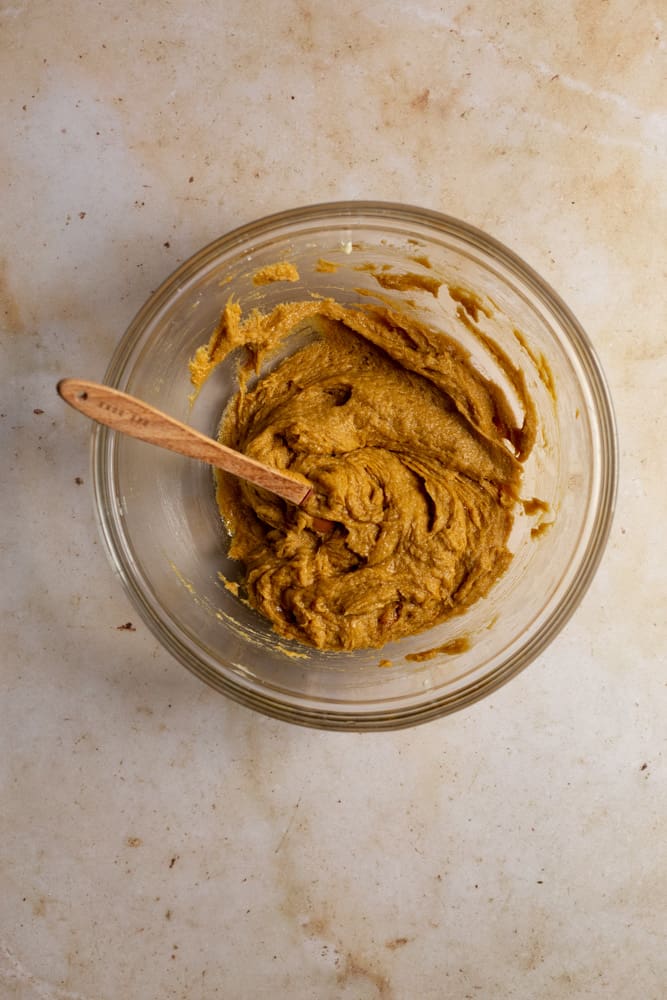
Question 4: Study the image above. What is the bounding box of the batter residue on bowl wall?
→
[189,270,540,652]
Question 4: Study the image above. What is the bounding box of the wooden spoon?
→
[57,377,315,508]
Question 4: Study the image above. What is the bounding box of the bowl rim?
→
[92,200,618,731]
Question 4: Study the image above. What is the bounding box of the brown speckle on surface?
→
[640,762,648,771]
[169,856,178,869]
[163,241,170,248]
[33,408,44,415]
[74,476,84,485]
[165,909,172,920]
[1,257,25,332]
[385,937,410,950]
[116,622,136,631]
[188,176,194,183]
[127,837,142,848]
[411,87,430,110]
[337,953,393,998]
[303,916,327,937]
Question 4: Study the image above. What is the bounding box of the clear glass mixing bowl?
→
[92,202,617,730]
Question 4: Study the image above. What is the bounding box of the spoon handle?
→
[57,377,312,506]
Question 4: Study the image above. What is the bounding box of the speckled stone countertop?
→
[2,2,666,998]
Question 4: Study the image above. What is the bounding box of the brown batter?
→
[251,261,300,286]
[190,290,536,651]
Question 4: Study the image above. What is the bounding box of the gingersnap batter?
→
[189,291,536,651]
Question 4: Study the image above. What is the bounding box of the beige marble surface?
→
[2,1,666,997]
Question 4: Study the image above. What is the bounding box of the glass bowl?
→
[92,202,617,730]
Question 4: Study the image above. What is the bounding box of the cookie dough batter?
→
[190,292,536,651]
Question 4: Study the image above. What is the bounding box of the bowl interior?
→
[94,205,616,728]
